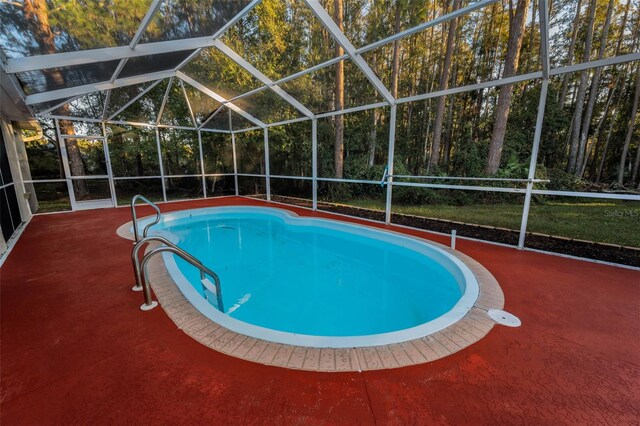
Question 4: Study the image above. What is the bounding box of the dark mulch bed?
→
[264,195,640,268]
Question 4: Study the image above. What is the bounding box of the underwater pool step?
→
[201,278,222,310]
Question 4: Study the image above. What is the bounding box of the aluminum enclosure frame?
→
[3,0,639,255]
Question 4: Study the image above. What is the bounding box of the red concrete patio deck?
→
[1,197,638,425]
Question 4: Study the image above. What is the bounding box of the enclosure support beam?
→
[108,79,164,121]
[102,91,112,120]
[392,181,527,193]
[130,0,164,48]
[356,0,500,55]
[199,105,226,130]
[385,105,397,224]
[316,102,390,119]
[110,0,165,85]
[101,122,118,207]
[180,79,197,127]
[273,55,349,86]
[5,0,262,74]
[177,71,266,129]
[38,95,83,116]
[214,40,315,119]
[109,59,129,84]
[54,119,77,208]
[550,52,640,76]
[518,0,550,250]
[226,86,270,104]
[312,118,318,210]
[230,110,239,196]
[518,80,548,248]
[156,77,174,125]
[42,114,200,131]
[398,72,543,104]
[26,70,175,105]
[264,128,271,202]
[155,127,168,202]
[302,0,395,105]
[197,129,207,198]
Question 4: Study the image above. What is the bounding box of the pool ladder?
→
[131,194,162,242]
[130,196,224,312]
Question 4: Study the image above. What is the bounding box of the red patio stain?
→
[1,197,639,424]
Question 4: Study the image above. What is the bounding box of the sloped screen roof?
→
[1,0,638,134]
[1,0,445,131]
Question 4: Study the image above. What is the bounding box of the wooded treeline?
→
[3,0,640,194]
[318,0,640,189]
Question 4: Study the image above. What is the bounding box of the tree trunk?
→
[566,0,597,173]
[428,0,461,172]
[586,76,618,179]
[369,0,400,170]
[583,0,629,179]
[60,121,89,199]
[422,99,432,167]
[468,15,484,141]
[558,0,583,107]
[368,53,379,166]
[333,0,344,178]
[369,110,378,166]
[596,71,626,182]
[576,0,615,176]
[633,130,640,185]
[485,0,530,175]
[614,0,631,55]
[443,62,458,168]
[442,96,455,167]
[618,63,640,185]
[23,0,88,197]
[390,1,402,98]
[132,132,143,176]
[527,0,536,71]
[421,1,438,168]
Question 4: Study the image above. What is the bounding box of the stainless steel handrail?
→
[134,236,224,312]
[131,195,162,242]
[131,235,175,292]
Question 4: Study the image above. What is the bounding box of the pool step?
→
[201,277,221,310]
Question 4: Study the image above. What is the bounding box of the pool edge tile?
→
[136,210,508,373]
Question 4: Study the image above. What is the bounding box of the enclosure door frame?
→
[58,134,116,211]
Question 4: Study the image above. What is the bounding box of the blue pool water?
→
[143,207,478,347]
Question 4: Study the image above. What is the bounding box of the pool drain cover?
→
[487,309,521,327]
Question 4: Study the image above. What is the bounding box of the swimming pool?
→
[138,206,479,348]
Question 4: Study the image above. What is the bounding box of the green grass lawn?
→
[116,195,164,206]
[34,195,640,247]
[347,198,640,248]
[34,199,72,213]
